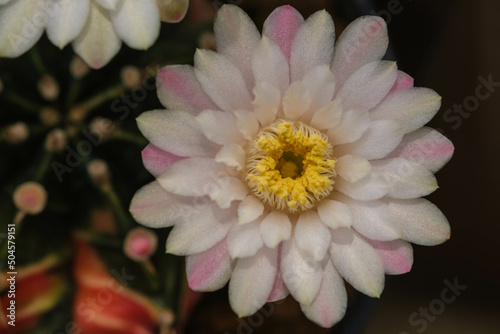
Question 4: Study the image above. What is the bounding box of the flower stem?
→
[99,183,133,234]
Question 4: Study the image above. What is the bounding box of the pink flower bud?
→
[124,227,158,261]
[121,66,143,89]
[3,122,29,144]
[87,159,110,186]
[13,182,47,215]
[38,74,60,101]
[69,56,90,79]
[44,129,67,153]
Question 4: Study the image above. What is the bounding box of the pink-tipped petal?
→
[156,65,219,114]
[390,71,414,92]
[141,144,184,177]
[386,127,454,173]
[186,240,234,291]
[262,5,304,63]
[366,238,413,275]
[267,244,289,302]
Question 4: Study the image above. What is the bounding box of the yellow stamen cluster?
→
[246,120,336,212]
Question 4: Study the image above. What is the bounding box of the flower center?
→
[245,120,336,212]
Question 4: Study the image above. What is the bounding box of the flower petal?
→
[337,60,397,111]
[238,195,264,225]
[295,211,331,262]
[327,109,370,145]
[371,158,439,199]
[73,3,121,69]
[233,109,260,140]
[262,5,304,62]
[336,120,405,160]
[156,65,219,114]
[335,172,389,201]
[156,0,189,23]
[227,219,264,258]
[214,144,246,171]
[330,227,384,297]
[196,109,244,146]
[290,9,335,81]
[141,144,184,177]
[390,70,414,92]
[46,0,90,48]
[166,203,236,255]
[267,245,289,302]
[110,0,160,49]
[260,211,292,248]
[214,4,260,92]
[335,154,371,183]
[194,49,253,112]
[310,99,343,130]
[331,16,388,88]
[283,81,311,120]
[96,0,119,10]
[384,198,451,246]
[252,81,281,127]
[365,238,413,275]
[0,0,45,57]
[301,65,336,115]
[157,157,225,196]
[386,127,454,173]
[317,199,352,229]
[281,238,323,305]
[186,239,234,291]
[300,259,347,328]
[371,87,442,133]
[252,36,290,95]
[208,177,248,209]
[229,246,278,317]
[137,109,219,157]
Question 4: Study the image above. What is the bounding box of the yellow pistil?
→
[246,121,336,212]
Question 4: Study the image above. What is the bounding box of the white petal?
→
[316,199,352,229]
[310,99,342,130]
[372,158,439,199]
[335,173,389,201]
[331,16,388,88]
[110,0,160,49]
[208,177,248,209]
[196,110,244,146]
[336,120,405,160]
[130,181,205,228]
[233,110,260,141]
[290,10,335,81]
[371,88,442,134]
[301,65,336,115]
[337,61,397,111]
[300,259,347,328]
[295,211,331,262]
[227,219,264,258]
[214,144,246,171]
[73,3,121,69]
[260,211,292,248]
[384,198,451,246]
[186,240,233,291]
[252,36,290,95]
[96,0,119,10]
[214,4,261,92]
[335,154,371,183]
[157,157,225,196]
[229,246,278,317]
[252,82,281,127]
[281,238,323,305]
[341,197,401,241]
[0,0,45,57]
[327,109,370,145]
[166,203,236,255]
[137,109,219,157]
[283,81,311,120]
[237,195,265,225]
[330,228,384,297]
[46,0,90,48]
[194,49,253,112]
[366,238,413,275]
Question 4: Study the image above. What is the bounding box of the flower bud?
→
[44,129,67,153]
[3,122,29,144]
[38,74,60,101]
[157,0,189,22]
[39,107,61,126]
[69,56,91,79]
[90,117,115,139]
[123,227,158,261]
[13,182,47,215]
[120,66,143,89]
[87,159,111,186]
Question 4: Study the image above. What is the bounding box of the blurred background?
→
[1,0,499,333]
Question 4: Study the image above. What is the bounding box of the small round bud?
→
[3,122,29,144]
[45,129,67,152]
[39,107,61,126]
[68,105,86,123]
[13,182,48,215]
[90,117,115,139]
[198,32,216,51]
[87,159,110,186]
[69,56,91,79]
[123,227,158,261]
[159,309,176,330]
[38,74,60,101]
[120,66,143,88]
